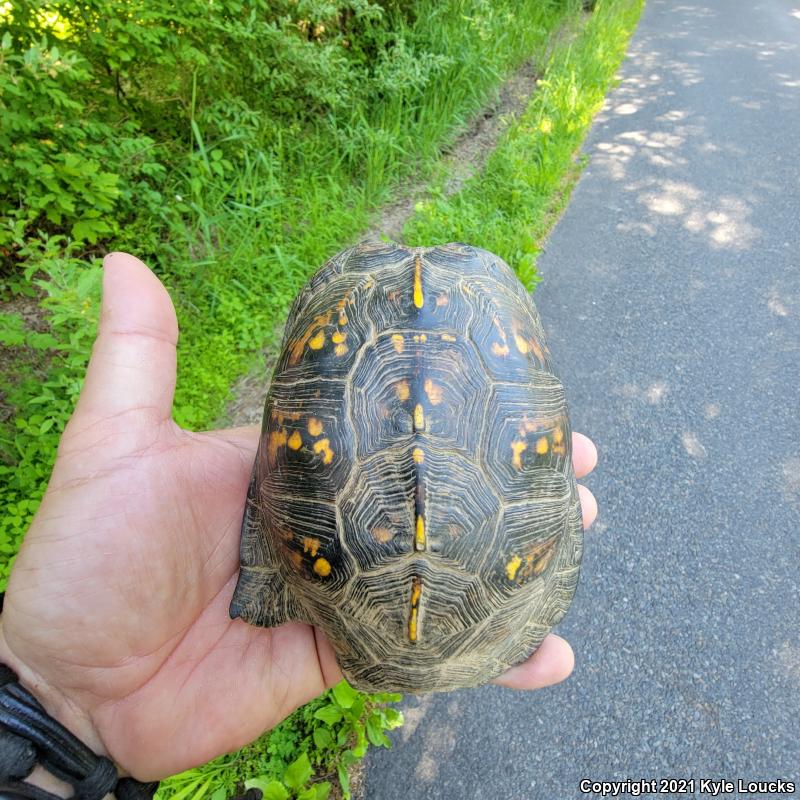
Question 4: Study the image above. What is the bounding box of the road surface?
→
[364,0,800,796]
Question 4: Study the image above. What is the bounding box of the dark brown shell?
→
[230,242,583,693]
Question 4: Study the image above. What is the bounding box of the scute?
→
[348,330,489,460]
[230,242,584,693]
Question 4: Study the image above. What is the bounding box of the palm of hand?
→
[5,416,332,779]
[0,254,596,782]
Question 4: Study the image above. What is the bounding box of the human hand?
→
[0,253,598,780]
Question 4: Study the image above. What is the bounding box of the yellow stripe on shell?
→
[408,606,418,641]
[413,255,424,308]
[415,515,426,550]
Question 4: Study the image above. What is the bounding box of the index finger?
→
[572,432,597,479]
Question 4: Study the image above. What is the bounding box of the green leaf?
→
[244,778,288,800]
[366,716,391,748]
[315,783,331,800]
[313,726,332,749]
[313,705,342,725]
[383,708,404,727]
[167,777,208,800]
[298,783,331,800]
[283,752,312,792]
[210,791,226,800]
[337,764,350,799]
[332,680,358,709]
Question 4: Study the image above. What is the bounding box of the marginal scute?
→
[230,242,583,693]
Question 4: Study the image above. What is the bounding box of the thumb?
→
[74,252,179,425]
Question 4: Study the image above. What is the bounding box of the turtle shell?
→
[230,242,583,693]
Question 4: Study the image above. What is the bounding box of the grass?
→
[403,0,643,275]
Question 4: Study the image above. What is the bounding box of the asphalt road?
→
[363,0,800,796]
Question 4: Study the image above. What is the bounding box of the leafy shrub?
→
[156,681,403,800]
[0,33,166,250]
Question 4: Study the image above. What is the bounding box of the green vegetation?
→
[404,0,643,275]
[157,681,402,800]
[1,0,642,795]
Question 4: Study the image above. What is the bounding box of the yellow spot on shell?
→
[412,447,424,464]
[313,558,331,577]
[332,330,347,344]
[391,334,405,354]
[492,342,510,357]
[423,378,443,405]
[308,330,326,350]
[441,333,456,342]
[532,547,555,574]
[308,418,323,437]
[506,555,522,581]
[314,438,334,464]
[338,311,348,325]
[514,333,529,354]
[553,426,564,444]
[413,333,428,343]
[287,430,303,450]
[413,255,424,308]
[536,436,549,455]
[289,311,333,364]
[303,537,321,556]
[372,527,393,544]
[268,429,288,463]
[511,439,527,469]
[415,515,426,550]
[395,380,410,401]
[334,343,349,357]
[414,404,425,430]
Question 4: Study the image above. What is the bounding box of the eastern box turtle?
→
[230,242,583,693]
